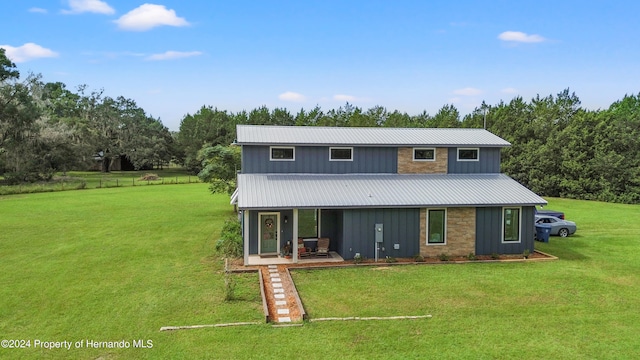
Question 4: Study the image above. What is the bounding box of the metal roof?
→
[236,173,546,209]
[236,125,511,147]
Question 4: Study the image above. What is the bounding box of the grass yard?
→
[1,187,639,359]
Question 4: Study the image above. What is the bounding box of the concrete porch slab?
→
[247,252,344,266]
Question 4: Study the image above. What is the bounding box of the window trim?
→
[413,147,436,162]
[502,207,522,243]
[457,147,479,162]
[426,208,447,245]
[329,147,353,162]
[270,146,295,161]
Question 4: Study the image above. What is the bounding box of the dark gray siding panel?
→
[476,206,535,255]
[320,210,342,253]
[248,210,258,254]
[448,148,501,174]
[341,208,420,260]
[242,145,397,174]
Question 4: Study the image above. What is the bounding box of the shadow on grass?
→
[539,236,590,261]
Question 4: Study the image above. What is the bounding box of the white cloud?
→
[278,91,306,102]
[146,51,202,61]
[501,87,519,94]
[333,94,357,102]
[453,87,483,96]
[0,43,58,63]
[498,31,546,43]
[62,0,115,15]
[28,7,48,14]
[115,4,189,31]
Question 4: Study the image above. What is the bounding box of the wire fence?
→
[0,175,203,196]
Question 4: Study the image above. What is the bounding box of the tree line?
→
[179,90,640,204]
[2,48,638,203]
[0,49,173,184]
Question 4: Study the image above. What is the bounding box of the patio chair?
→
[316,237,330,257]
[298,238,311,257]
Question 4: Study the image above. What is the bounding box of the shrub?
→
[216,218,243,258]
[223,270,236,301]
[413,254,425,262]
[467,252,477,261]
[384,256,397,263]
[491,253,500,260]
[523,249,530,259]
[438,253,450,261]
[353,253,365,264]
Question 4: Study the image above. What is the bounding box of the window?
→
[503,207,521,242]
[329,147,353,161]
[457,148,479,161]
[270,146,295,161]
[413,148,435,161]
[427,209,446,244]
[298,209,318,238]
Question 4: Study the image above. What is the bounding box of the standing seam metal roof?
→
[236,125,511,147]
[236,173,546,209]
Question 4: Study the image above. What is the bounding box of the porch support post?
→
[243,210,250,266]
[292,208,299,263]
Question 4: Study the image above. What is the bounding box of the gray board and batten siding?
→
[246,206,535,259]
[242,145,398,174]
[245,208,420,260]
[475,206,536,255]
[340,208,421,260]
[242,145,502,174]
[447,147,501,174]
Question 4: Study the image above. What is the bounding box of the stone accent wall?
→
[397,147,448,174]
[420,207,476,257]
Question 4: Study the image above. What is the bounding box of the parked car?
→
[535,207,565,220]
[535,215,577,237]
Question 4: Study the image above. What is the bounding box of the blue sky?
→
[2,1,640,131]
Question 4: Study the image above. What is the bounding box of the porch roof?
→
[236,173,547,210]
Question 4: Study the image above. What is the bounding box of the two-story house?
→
[233,125,546,265]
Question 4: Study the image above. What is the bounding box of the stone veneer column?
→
[420,207,476,257]
[397,147,448,174]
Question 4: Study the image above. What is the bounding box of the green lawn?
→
[1,188,639,359]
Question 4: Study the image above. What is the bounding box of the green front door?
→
[259,213,279,254]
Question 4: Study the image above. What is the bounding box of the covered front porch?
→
[241,208,343,266]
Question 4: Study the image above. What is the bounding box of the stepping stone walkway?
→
[261,265,304,323]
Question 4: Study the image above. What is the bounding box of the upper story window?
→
[457,148,479,161]
[270,146,295,161]
[329,147,353,161]
[413,148,435,161]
